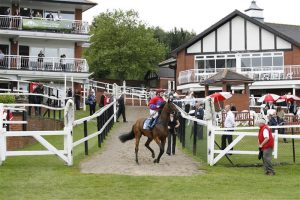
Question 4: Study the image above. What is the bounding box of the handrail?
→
[178,65,300,84]
[0,14,89,34]
[0,55,89,72]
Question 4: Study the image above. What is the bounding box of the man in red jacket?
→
[148,89,165,129]
[257,118,275,176]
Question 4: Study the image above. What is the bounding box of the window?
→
[216,59,225,69]
[273,57,283,66]
[252,57,261,67]
[206,60,215,69]
[241,58,250,68]
[262,57,272,66]
[226,59,236,68]
[197,60,204,69]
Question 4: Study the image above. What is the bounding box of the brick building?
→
[171,1,300,98]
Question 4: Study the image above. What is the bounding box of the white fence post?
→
[273,129,278,159]
[209,124,215,166]
[114,98,117,122]
[206,120,214,166]
[64,99,74,166]
[0,104,6,164]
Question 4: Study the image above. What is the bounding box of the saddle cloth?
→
[143,118,151,130]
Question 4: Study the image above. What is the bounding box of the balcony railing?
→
[0,55,88,73]
[0,15,89,34]
[178,66,300,85]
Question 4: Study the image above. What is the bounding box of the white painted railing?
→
[0,15,89,34]
[207,124,300,166]
[0,101,73,166]
[178,65,300,84]
[0,55,88,72]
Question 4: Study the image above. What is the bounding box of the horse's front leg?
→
[145,137,155,158]
[153,137,166,163]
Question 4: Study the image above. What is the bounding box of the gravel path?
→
[80,106,204,176]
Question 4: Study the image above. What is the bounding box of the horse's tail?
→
[119,126,135,143]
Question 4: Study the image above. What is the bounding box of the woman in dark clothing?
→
[74,89,81,110]
[166,112,180,155]
[117,94,127,122]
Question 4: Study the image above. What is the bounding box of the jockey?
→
[148,89,166,129]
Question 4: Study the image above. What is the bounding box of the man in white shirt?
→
[221,105,235,151]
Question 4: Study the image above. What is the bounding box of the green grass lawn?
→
[1,110,300,199]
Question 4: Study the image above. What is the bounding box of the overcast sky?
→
[83,0,300,34]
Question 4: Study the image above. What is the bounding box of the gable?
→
[186,15,292,54]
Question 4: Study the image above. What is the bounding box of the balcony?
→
[0,55,88,73]
[0,15,89,34]
[178,66,300,85]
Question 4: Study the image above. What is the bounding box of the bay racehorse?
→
[119,100,177,164]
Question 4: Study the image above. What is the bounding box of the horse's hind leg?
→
[145,138,155,158]
[135,133,142,164]
[153,137,166,164]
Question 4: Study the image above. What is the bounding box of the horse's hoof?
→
[153,159,157,163]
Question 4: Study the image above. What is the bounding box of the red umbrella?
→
[208,92,232,102]
[276,94,300,103]
[257,93,280,103]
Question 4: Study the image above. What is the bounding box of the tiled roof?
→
[201,69,253,86]
[171,10,300,55]
[265,23,300,45]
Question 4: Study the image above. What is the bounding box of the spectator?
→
[257,118,275,176]
[166,111,180,156]
[13,9,20,28]
[29,9,34,18]
[35,11,42,18]
[289,101,297,115]
[60,54,66,71]
[67,88,72,98]
[276,106,285,120]
[56,11,62,20]
[37,50,44,70]
[117,94,127,122]
[250,94,256,106]
[4,8,11,28]
[0,49,4,67]
[74,89,81,110]
[221,105,235,152]
[5,8,11,15]
[230,102,237,111]
[104,92,111,106]
[268,112,287,143]
[33,83,44,116]
[99,92,106,108]
[46,12,54,20]
[87,89,96,115]
[194,102,204,139]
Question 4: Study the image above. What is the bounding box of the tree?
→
[153,27,196,58]
[85,10,166,80]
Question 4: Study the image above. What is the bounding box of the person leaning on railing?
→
[0,49,4,67]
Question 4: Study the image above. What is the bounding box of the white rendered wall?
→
[217,22,230,52]
[0,37,10,45]
[261,29,275,50]
[246,21,260,50]
[19,39,75,58]
[231,16,245,51]
[203,31,215,52]
[277,37,292,49]
[187,40,201,53]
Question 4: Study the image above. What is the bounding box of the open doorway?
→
[19,45,29,69]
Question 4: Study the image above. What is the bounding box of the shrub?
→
[0,95,16,103]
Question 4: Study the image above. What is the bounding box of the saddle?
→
[143,118,158,130]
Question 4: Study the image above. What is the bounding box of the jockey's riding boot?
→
[149,117,156,130]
